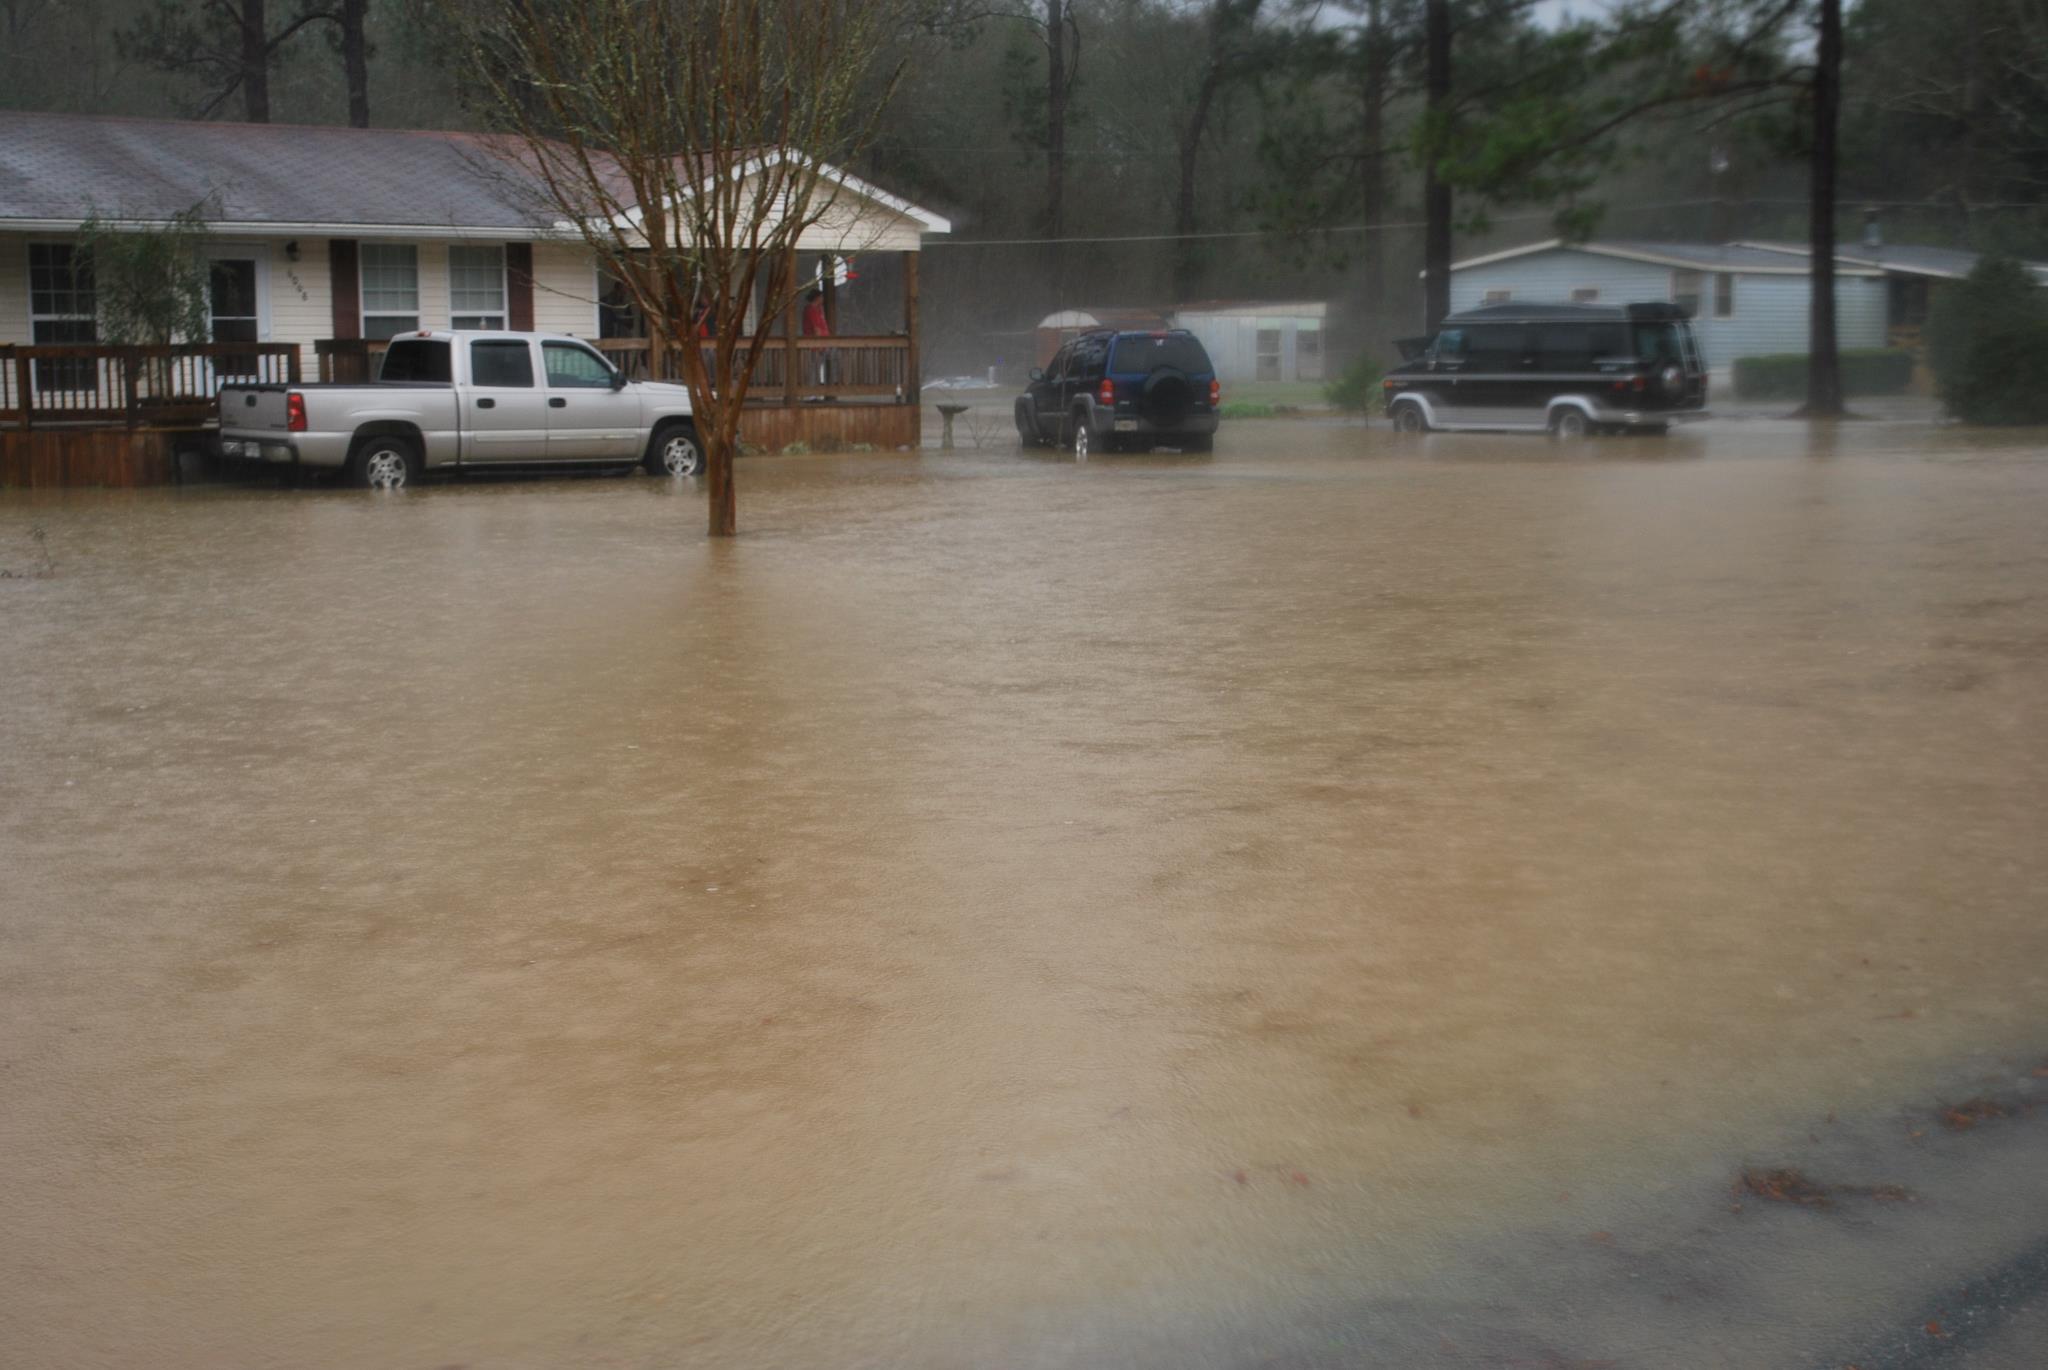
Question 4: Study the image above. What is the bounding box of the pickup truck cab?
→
[219,330,701,488]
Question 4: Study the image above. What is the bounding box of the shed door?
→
[1256,328,1282,383]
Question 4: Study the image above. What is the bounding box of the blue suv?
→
[1015,329,1220,457]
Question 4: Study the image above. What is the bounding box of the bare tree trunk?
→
[1046,0,1068,241]
[241,0,270,122]
[1174,65,1221,302]
[1422,0,1451,331]
[341,0,369,127]
[1805,0,1843,416]
[1360,0,1387,339]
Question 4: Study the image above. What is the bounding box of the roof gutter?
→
[0,217,564,240]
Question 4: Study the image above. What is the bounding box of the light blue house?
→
[1444,239,1890,383]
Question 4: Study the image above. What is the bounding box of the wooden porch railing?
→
[314,338,392,383]
[2,343,300,429]
[591,336,915,402]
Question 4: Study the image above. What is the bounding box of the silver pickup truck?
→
[218,330,702,488]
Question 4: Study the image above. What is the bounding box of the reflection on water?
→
[3,421,2045,1367]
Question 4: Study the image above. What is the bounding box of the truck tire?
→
[645,422,705,477]
[346,433,420,490]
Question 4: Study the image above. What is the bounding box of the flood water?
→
[3,419,2046,1368]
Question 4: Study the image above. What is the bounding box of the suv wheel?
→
[1070,413,1093,461]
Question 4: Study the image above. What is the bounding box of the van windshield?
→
[1110,335,1209,374]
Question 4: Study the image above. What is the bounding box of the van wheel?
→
[646,423,704,477]
[1550,409,1589,441]
[1390,402,1427,434]
[347,434,420,489]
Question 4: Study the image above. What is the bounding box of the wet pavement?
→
[3,418,2045,1367]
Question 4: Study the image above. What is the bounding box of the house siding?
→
[1449,248,1889,373]
[530,239,600,337]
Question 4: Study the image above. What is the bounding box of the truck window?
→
[470,340,534,388]
[379,338,452,383]
[543,341,616,389]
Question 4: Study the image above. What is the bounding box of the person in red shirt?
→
[801,289,831,390]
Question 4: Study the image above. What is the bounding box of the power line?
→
[922,199,1727,247]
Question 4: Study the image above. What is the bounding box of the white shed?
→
[1171,301,1328,385]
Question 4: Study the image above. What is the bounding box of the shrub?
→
[1927,256,2048,426]
[1219,400,1276,419]
[1323,352,1384,414]
[1731,349,1916,400]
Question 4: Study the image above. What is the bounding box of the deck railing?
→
[2,343,300,428]
[591,336,914,402]
[314,338,392,383]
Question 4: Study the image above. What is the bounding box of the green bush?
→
[1927,255,2048,426]
[1731,349,1917,400]
[1323,352,1384,414]
[1219,400,1276,419]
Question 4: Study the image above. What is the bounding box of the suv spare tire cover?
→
[1654,362,1685,397]
[1139,367,1195,426]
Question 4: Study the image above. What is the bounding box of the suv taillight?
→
[286,391,307,432]
[1097,378,1115,407]
[1208,379,1221,407]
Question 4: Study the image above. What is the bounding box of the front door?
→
[543,340,641,459]
[463,338,550,462]
[204,246,268,379]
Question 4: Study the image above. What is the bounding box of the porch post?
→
[783,244,799,407]
[903,251,920,407]
[822,254,839,333]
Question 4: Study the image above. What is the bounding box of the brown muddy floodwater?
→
[3,419,2047,1369]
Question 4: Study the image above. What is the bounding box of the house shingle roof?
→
[0,110,556,233]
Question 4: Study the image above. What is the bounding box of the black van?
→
[1016,329,1220,457]
[1382,302,1708,437]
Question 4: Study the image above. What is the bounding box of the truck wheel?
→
[646,423,704,477]
[347,434,420,490]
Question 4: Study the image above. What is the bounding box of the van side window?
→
[1534,325,1606,371]
[1463,324,1527,370]
[470,340,534,388]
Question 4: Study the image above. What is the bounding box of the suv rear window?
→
[379,339,452,383]
[1110,334,1210,375]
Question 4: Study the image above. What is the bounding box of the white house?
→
[1,110,949,429]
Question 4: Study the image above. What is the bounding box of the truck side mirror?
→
[609,370,627,391]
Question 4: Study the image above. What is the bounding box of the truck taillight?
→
[286,391,307,432]
[1097,378,1115,406]
[1208,379,1221,407]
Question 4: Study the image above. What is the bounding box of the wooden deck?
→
[3,338,924,487]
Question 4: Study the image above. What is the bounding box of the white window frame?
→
[1670,269,1705,318]
[1713,272,1735,320]
[359,242,421,339]
[448,244,508,331]
[26,241,98,393]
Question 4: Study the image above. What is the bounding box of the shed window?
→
[1713,272,1735,319]
[449,245,507,330]
[1670,269,1704,318]
[28,243,98,393]
[360,243,420,340]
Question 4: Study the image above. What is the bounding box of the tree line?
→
[4,0,2044,405]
